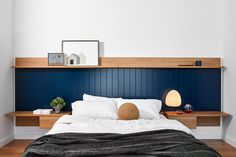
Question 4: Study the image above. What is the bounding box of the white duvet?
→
[47,115,192,135]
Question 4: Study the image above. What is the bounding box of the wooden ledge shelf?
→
[11,57,224,69]
[164,111,230,129]
[164,111,230,117]
[11,65,225,69]
[6,111,71,129]
[6,111,70,117]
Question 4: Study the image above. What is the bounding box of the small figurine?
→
[184,104,193,113]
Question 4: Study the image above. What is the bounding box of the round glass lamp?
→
[165,90,182,113]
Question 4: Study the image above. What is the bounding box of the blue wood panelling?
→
[15,68,221,111]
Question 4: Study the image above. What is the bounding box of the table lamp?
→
[165,90,182,114]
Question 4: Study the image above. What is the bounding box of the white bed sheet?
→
[47,115,192,135]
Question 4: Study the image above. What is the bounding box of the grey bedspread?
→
[22,129,221,157]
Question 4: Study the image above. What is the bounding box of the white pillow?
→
[72,101,118,119]
[116,99,162,119]
[83,94,122,103]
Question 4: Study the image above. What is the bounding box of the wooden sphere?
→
[118,103,139,120]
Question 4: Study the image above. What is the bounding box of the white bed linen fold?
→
[47,115,192,135]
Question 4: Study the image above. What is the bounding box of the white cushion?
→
[72,101,118,119]
[83,94,122,103]
[116,99,162,119]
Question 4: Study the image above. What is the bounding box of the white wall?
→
[0,0,234,147]
[0,0,14,147]
[14,0,223,57]
[12,0,225,140]
[222,0,236,148]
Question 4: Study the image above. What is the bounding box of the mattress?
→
[47,114,192,135]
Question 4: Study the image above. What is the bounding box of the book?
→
[33,109,53,115]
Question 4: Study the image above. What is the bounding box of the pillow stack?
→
[71,94,162,120]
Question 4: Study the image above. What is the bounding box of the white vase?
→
[54,106,61,114]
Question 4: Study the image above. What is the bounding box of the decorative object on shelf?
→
[195,60,202,66]
[48,53,67,66]
[178,64,194,67]
[33,109,53,115]
[50,97,66,114]
[62,40,99,66]
[165,90,182,114]
[78,53,86,64]
[67,53,80,65]
[184,104,193,113]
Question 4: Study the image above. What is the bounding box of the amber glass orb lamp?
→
[165,90,182,114]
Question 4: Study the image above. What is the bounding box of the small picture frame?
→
[48,53,66,66]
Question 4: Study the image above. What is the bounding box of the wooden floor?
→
[0,140,235,157]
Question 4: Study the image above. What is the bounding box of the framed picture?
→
[48,53,66,66]
[62,40,99,66]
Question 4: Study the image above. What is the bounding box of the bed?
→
[22,95,221,157]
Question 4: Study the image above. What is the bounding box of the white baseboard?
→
[224,136,236,148]
[14,127,49,139]
[0,134,14,148]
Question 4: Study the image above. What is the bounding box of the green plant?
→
[50,97,66,110]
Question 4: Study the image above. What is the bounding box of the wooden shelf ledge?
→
[11,57,224,69]
[11,65,225,69]
[165,111,230,117]
[164,111,230,129]
[6,111,71,128]
[6,111,71,117]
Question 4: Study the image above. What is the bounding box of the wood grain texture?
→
[168,116,197,129]
[100,57,221,68]
[197,117,221,126]
[203,140,236,157]
[0,140,236,157]
[12,57,223,68]
[15,58,48,67]
[165,111,230,117]
[39,117,60,129]
[7,111,70,127]
[0,140,33,157]
[7,111,71,117]
[164,111,230,128]
[15,117,39,126]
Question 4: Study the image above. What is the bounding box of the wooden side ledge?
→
[6,111,71,117]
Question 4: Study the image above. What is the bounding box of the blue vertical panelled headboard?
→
[15,68,221,111]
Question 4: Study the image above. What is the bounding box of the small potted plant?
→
[50,97,66,114]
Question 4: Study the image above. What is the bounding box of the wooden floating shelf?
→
[6,111,71,128]
[11,65,100,69]
[165,111,230,117]
[11,57,224,69]
[11,65,225,69]
[6,111,71,117]
[164,111,230,129]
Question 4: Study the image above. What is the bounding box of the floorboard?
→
[203,140,236,157]
[0,139,235,157]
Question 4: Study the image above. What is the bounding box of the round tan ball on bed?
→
[118,103,139,120]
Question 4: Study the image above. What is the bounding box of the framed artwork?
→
[48,53,66,66]
[62,40,99,66]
